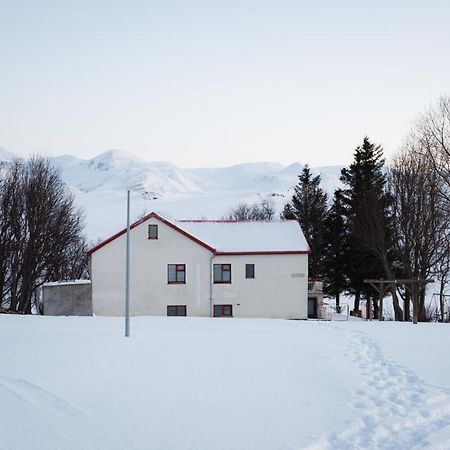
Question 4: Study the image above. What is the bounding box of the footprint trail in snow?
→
[308,323,450,450]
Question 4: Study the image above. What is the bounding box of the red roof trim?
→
[87,214,152,256]
[153,214,216,253]
[178,219,276,223]
[215,250,310,256]
[87,212,216,255]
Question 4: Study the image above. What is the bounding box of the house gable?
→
[87,212,216,256]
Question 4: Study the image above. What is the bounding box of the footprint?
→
[0,377,84,419]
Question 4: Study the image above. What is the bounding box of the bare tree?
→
[0,157,88,314]
[225,199,275,221]
[0,160,26,309]
[389,144,450,321]
[415,96,450,210]
[435,236,450,322]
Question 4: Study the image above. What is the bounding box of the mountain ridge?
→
[0,148,343,239]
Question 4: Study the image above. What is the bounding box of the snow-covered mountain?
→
[0,146,14,161]
[0,147,14,178]
[0,148,343,240]
[52,149,200,198]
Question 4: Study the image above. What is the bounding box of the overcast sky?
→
[1,0,449,168]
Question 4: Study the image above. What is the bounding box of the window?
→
[148,224,158,239]
[168,264,186,284]
[213,264,231,283]
[214,304,233,317]
[245,264,255,279]
[167,305,187,316]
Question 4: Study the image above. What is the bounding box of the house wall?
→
[91,217,308,319]
[211,254,308,319]
[91,217,213,316]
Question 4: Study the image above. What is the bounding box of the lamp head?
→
[127,183,147,193]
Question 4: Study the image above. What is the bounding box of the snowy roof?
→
[87,212,310,255]
[177,220,309,254]
[43,280,91,287]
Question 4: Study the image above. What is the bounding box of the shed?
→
[43,280,92,316]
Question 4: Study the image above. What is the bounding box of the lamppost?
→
[125,185,145,337]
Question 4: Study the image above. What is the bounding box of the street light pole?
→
[125,189,131,337]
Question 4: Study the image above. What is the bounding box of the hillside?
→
[0,148,343,240]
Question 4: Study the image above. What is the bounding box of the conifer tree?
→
[290,165,328,279]
[322,189,348,308]
[340,137,401,319]
[280,202,296,220]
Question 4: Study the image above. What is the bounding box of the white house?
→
[88,212,322,319]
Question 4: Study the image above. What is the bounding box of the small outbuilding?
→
[42,280,92,316]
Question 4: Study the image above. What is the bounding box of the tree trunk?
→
[382,257,403,320]
[0,279,4,309]
[373,297,379,319]
[404,290,411,322]
[353,290,361,315]
[18,280,35,315]
[418,289,427,322]
[439,280,445,322]
[8,274,19,312]
[412,283,420,324]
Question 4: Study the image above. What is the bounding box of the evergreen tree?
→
[290,165,328,279]
[280,202,296,220]
[322,189,348,307]
[340,137,401,319]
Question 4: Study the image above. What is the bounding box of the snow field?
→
[308,323,450,449]
[1,316,449,450]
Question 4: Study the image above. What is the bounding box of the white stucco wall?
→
[91,217,308,319]
[211,254,308,319]
[91,217,213,316]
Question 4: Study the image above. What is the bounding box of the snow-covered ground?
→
[1,316,450,450]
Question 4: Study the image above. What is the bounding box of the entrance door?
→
[308,297,317,319]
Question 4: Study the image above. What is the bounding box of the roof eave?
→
[215,250,310,256]
[86,213,311,256]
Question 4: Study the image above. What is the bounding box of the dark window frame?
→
[245,263,255,279]
[213,264,232,284]
[167,305,187,316]
[148,224,158,240]
[168,264,186,284]
[213,304,233,317]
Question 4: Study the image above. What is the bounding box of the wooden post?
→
[379,286,384,322]
[364,278,433,324]
[363,279,389,322]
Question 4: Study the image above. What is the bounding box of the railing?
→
[308,280,323,293]
[322,303,350,321]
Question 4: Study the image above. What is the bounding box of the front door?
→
[308,297,317,319]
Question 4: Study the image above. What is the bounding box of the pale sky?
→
[1,0,449,167]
